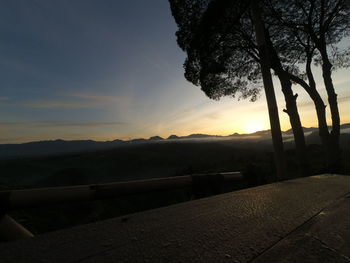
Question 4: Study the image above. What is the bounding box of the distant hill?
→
[0,123,349,159]
[250,130,272,136]
[181,134,222,139]
[0,139,125,159]
[149,136,164,141]
[342,123,350,129]
[284,126,319,135]
[167,135,179,140]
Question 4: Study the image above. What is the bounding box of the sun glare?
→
[245,123,264,134]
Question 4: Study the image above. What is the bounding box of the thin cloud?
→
[69,93,131,103]
[24,100,91,109]
[206,112,222,120]
[36,121,130,127]
[297,95,350,109]
[9,92,137,109]
[0,96,10,101]
[0,121,130,128]
[338,95,350,103]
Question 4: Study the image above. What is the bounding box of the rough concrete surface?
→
[0,174,349,262]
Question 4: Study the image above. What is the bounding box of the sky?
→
[0,0,349,144]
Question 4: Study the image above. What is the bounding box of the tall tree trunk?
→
[265,34,310,177]
[305,55,330,153]
[319,47,342,172]
[305,5,342,171]
[291,77,331,166]
[288,57,333,170]
[251,3,287,180]
[279,73,310,177]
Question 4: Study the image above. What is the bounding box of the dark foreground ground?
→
[1,140,350,234]
[0,174,349,262]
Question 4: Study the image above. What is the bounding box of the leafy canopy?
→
[170,0,262,101]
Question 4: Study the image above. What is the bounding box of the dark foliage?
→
[170,0,261,101]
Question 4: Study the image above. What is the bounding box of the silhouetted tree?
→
[169,0,312,177]
[268,0,350,171]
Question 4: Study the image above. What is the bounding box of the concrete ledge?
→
[0,174,350,262]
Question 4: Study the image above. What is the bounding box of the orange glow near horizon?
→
[1,91,349,143]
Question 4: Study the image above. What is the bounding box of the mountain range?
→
[1,123,349,159]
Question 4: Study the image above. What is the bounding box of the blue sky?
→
[0,0,349,143]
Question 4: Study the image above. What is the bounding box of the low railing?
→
[0,171,242,242]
